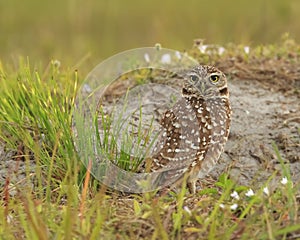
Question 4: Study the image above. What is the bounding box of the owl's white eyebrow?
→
[188,73,199,77]
[209,73,221,76]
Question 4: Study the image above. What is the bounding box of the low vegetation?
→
[0,37,299,239]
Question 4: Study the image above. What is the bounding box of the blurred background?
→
[0,0,299,66]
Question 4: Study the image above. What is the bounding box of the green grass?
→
[0,58,84,194]
[95,91,156,172]
[0,39,300,239]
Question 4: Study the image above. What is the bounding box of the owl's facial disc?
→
[184,72,223,98]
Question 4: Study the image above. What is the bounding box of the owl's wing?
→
[149,98,206,171]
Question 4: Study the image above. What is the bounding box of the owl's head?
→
[182,65,228,99]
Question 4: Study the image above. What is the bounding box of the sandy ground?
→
[1,72,299,193]
[210,78,299,190]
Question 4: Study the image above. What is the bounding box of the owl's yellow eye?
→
[190,75,199,82]
[210,74,220,83]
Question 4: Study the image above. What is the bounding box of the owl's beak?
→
[196,81,216,97]
[200,82,206,94]
[196,81,206,95]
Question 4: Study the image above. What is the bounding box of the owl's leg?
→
[187,179,197,194]
[186,166,201,194]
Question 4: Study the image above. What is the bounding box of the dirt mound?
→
[210,77,299,189]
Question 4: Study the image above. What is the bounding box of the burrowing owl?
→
[146,65,231,193]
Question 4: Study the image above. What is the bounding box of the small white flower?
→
[218,47,226,55]
[183,206,192,215]
[244,46,250,54]
[53,59,61,68]
[281,177,288,185]
[7,214,13,224]
[230,191,240,200]
[198,45,208,54]
[144,53,150,63]
[83,84,92,93]
[175,51,181,59]
[230,203,238,211]
[263,187,269,196]
[161,54,171,64]
[219,203,225,209]
[245,189,254,197]
[155,43,162,51]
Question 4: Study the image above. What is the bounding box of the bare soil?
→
[211,77,299,190]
